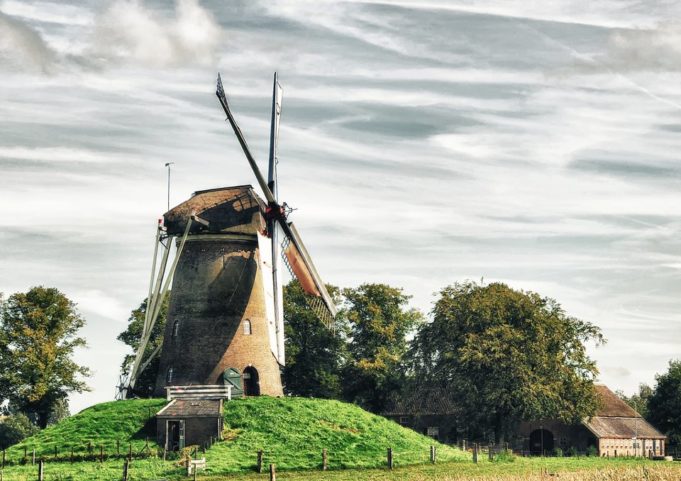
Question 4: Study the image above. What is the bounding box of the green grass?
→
[1,452,678,481]
[203,396,467,474]
[6,398,166,460]
[0,396,466,479]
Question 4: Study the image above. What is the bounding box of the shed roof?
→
[583,416,666,440]
[581,385,666,440]
[156,399,223,418]
[594,385,639,417]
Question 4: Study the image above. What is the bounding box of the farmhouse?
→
[515,385,666,457]
[385,384,666,457]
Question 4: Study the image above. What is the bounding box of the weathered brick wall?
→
[154,236,283,397]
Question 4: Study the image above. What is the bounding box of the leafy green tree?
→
[647,360,681,446]
[117,296,169,397]
[0,413,39,449]
[0,287,91,428]
[410,281,604,442]
[282,281,347,398]
[342,284,423,412]
[616,384,653,419]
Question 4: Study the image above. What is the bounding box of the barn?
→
[516,385,666,457]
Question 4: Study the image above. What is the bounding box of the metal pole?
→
[164,162,174,212]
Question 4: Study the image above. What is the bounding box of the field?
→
[1,397,677,480]
[1,452,679,480]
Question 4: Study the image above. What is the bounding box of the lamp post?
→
[165,162,175,211]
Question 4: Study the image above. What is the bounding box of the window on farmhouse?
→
[166,367,175,383]
[172,320,180,339]
[243,319,252,335]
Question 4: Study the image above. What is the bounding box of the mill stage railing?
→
[165,385,233,401]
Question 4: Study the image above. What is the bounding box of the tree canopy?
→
[616,383,653,419]
[0,413,39,449]
[342,284,423,412]
[409,281,604,442]
[117,296,169,397]
[647,359,681,446]
[0,287,90,428]
[282,281,347,398]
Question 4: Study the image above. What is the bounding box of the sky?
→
[1,0,680,414]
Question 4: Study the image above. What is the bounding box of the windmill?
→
[120,73,336,399]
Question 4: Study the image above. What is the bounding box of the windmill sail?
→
[216,72,337,328]
[257,231,284,365]
[267,73,285,365]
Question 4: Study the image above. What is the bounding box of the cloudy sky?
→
[1,0,680,413]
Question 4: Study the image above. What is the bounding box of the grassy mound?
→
[7,398,165,459]
[204,396,468,473]
[5,396,467,477]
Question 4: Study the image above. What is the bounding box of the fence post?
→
[473,443,478,464]
[462,439,467,451]
[322,448,328,470]
[269,463,276,481]
[122,459,129,481]
[387,447,393,470]
[489,443,494,461]
[430,445,436,464]
[257,450,263,473]
[37,459,44,481]
[32,448,36,465]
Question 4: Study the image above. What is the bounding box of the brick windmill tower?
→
[122,74,336,401]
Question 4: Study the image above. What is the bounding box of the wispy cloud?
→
[90,0,223,68]
[0,10,56,72]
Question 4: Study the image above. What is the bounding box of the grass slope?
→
[2,396,466,479]
[7,398,165,459]
[204,396,467,473]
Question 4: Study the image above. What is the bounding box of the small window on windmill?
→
[172,320,180,339]
[166,367,174,383]
[243,319,252,335]
[399,416,410,426]
[427,427,439,439]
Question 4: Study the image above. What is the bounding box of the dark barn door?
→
[529,428,554,456]
[243,366,260,396]
[167,419,185,451]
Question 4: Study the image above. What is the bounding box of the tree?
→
[117,296,169,397]
[647,360,681,447]
[0,413,39,449]
[0,287,91,428]
[342,284,423,412]
[616,384,653,419]
[282,281,347,398]
[409,281,604,442]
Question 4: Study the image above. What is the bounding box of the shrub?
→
[567,446,579,457]
[0,414,39,449]
[553,447,563,457]
[493,449,516,463]
[586,445,598,457]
